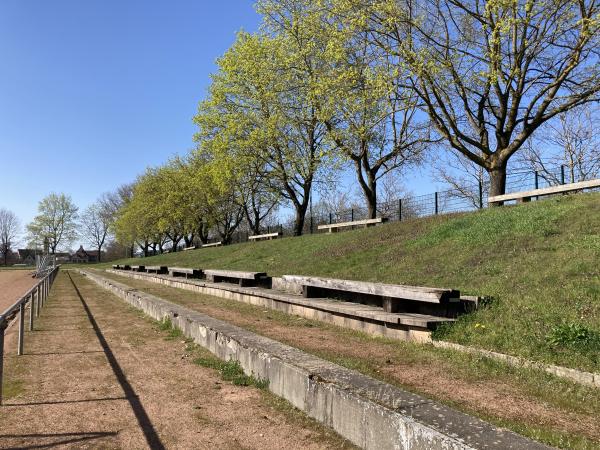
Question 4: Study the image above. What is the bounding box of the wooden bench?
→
[202,242,222,248]
[281,275,460,315]
[204,269,268,287]
[248,232,282,241]
[131,265,146,272]
[183,246,197,251]
[318,217,388,233]
[168,267,203,279]
[488,178,600,205]
[146,265,168,274]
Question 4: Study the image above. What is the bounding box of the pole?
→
[17,304,25,356]
[36,285,41,317]
[561,165,565,185]
[434,192,439,215]
[478,182,483,209]
[29,293,34,331]
[0,322,6,405]
[351,208,354,222]
[398,199,402,221]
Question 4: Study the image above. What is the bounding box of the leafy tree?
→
[194,30,335,236]
[27,193,78,253]
[0,208,20,266]
[305,5,429,217]
[333,0,600,202]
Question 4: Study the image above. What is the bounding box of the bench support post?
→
[302,285,320,298]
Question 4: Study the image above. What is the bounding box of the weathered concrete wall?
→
[105,269,431,342]
[107,269,600,391]
[433,341,600,389]
[80,270,549,450]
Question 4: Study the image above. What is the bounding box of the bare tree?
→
[376,174,416,218]
[80,202,111,262]
[518,104,600,184]
[434,150,488,209]
[0,209,20,266]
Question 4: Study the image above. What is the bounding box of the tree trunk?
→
[354,158,378,219]
[364,173,377,219]
[97,246,102,263]
[184,234,194,247]
[488,163,508,206]
[293,203,308,236]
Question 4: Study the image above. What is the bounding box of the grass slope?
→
[104,193,600,372]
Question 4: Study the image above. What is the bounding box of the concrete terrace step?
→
[82,269,549,450]
[106,269,452,340]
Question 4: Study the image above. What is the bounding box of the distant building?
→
[54,252,71,264]
[71,245,103,263]
[18,249,40,266]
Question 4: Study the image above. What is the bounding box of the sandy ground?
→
[99,271,600,445]
[0,271,352,449]
[0,270,37,313]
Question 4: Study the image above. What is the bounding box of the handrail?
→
[0,265,60,405]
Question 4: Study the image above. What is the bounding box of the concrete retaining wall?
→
[80,270,548,450]
[107,269,600,391]
[433,341,600,389]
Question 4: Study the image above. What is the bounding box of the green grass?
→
[103,193,600,373]
[100,269,600,449]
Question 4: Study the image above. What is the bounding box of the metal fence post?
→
[478,182,483,209]
[0,322,6,405]
[434,192,439,215]
[36,285,41,317]
[29,293,34,331]
[310,215,313,234]
[398,199,402,221]
[561,165,565,185]
[329,213,332,224]
[17,304,25,356]
[351,208,354,222]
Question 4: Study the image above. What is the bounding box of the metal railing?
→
[0,266,60,404]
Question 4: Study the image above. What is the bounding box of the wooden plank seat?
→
[202,241,222,248]
[204,269,268,287]
[318,217,388,233]
[146,265,168,274]
[248,232,282,241]
[488,178,600,205]
[183,246,197,251]
[281,275,463,317]
[168,267,203,279]
[131,265,146,272]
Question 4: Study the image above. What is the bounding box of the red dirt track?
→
[0,270,37,313]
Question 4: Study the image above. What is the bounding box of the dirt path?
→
[0,270,36,313]
[97,271,600,448]
[0,271,352,449]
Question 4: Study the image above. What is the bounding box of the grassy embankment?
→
[103,192,600,374]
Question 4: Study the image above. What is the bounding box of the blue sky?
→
[0,0,436,242]
[0,0,261,228]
